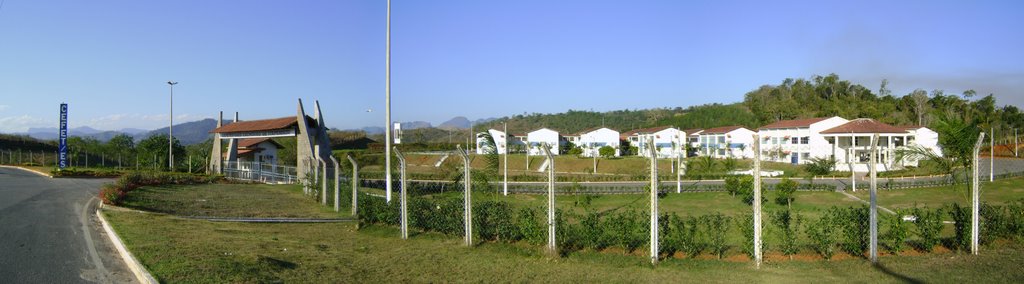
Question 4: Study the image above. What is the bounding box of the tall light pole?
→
[503,121,508,196]
[167,81,177,171]
[384,0,393,203]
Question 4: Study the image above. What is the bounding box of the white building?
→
[576,127,621,157]
[756,117,849,164]
[475,129,515,155]
[623,126,684,158]
[697,126,756,159]
[821,118,915,172]
[900,126,942,158]
[527,128,562,156]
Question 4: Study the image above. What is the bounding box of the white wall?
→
[909,127,942,157]
[579,128,621,157]
[698,128,755,159]
[635,128,683,158]
[527,128,561,156]
[476,129,509,155]
[757,117,848,164]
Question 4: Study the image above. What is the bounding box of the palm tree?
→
[894,113,980,202]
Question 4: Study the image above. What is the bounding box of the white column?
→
[972,133,985,255]
[869,134,879,263]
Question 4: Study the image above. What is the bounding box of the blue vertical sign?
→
[59,103,68,169]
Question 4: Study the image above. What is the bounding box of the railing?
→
[222,160,298,184]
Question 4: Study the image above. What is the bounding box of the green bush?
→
[835,206,869,256]
[948,203,970,251]
[774,178,798,208]
[805,211,838,260]
[702,213,730,259]
[912,206,944,252]
[883,210,909,255]
[771,210,801,257]
[737,214,765,259]
[98,171,222,205]
[474,201,517,242]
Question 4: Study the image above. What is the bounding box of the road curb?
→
[0,165,53,178]
[96,207,159,284]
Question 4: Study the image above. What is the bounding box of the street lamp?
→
[167,81,178,171]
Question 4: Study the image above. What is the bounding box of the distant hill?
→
[0,134,57,152]
[360,126,385,135]
[399,121,432,130]
[141,118,217,145]
[438,116,471,130]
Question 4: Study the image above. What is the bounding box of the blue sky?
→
[0,0,1021,133]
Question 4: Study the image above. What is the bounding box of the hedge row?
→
[359,194,1024,259]
[99,171,222,205]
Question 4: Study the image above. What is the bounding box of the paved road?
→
[0,167,137,283]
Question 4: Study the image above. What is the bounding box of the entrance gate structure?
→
[208,99,332,184]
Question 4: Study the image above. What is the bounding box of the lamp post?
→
[167,81,177,171]
[384,0,393,203]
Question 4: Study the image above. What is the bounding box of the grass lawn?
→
[849,176,1024,210]
[119,183,350,218]
[104,210,1024,283]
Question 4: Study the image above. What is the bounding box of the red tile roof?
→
[758,117,832,130]
[896,125,926,130]
[622,125,675,136]
[573,127,618,135]
[701,125,747,135]
[821,118,907,134]
[237,138,283,149]
[210,116,312,134]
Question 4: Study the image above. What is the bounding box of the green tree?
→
[137,134,186,170]
[774,178,798,209]
[598,146,615,158]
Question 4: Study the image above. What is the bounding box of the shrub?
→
[681,216,706,257]
[737,213,765,259]
[912,206,944,252]
[774,178,798,208]
[598,146,616,158]
[835,206,869,256]
[805,212,838,260]
[97,171,222,205]
[804,157,836,176]
[514,207,544,244]
[474,201,517,242]
[948,203,970,251]
[771,209,802,258]
[701,213,730,259]
[883,209,909,255]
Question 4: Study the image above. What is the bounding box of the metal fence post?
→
[752,134,762,268]
[456,145,473,246]
[972,133,986,255]
[647,136,659,265]
[394,147,408,239]
[347,155,359,216]
[869,134,879,264]
[541,144,556,255]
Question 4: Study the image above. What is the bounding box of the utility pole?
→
[503,122,508,196]
[167,81,177,171]
[677,134,686,193]
[384,0,393,203]
[991,127,994,181]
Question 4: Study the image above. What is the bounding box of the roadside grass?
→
[118,183,349,218]
[104,210,1024,283]
[848,176,1024,210]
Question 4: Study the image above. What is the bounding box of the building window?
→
[791,137,799,144]
[800,137,809,144]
